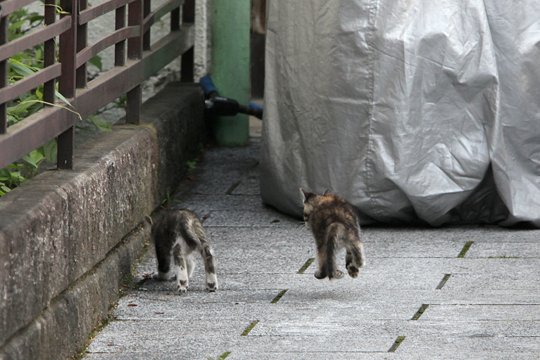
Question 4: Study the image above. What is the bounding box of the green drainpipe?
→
[211,0,250,146]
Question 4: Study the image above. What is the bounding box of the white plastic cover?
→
[260,0,540,226]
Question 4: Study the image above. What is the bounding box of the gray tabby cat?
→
[152,209,218,292]
[301,189,366,280]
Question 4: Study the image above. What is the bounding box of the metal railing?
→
[0,0,194,169]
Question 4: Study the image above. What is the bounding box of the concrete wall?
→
[0,83,205,360]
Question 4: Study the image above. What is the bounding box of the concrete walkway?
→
[84,137,540,359]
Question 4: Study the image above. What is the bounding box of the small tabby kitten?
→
[152,208,218,292]
[301,189,365,280]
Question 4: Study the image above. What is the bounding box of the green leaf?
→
[27,13,44,24]
[186,160,198,170]
[89,116,112,132]
[35,86,44,101]
[88,55,103,71]
[115,95,127,108]
[0,184,11,196]
[42,140,58,163]
[8,100,38,118]
[54,90,73,108]
[22,150,45,169]
[7,114,19,126]
[9,171,25,184]
[9,58,37,78]
[0,167,25,187]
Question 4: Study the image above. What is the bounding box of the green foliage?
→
[186,160,198,171]
[88,115,112,132]
[88,55,103,72]
[0,164,25,196]
[115,95,127,108]
[0,6,103,197]
[7,8,44,41]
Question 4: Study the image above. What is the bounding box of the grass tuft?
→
[457,241,474,258]
[436,274,452,290]
[388,335,406,353]
[297,258,315,274]
[241,320,259,336]
[271,289,288,304]
[411,304,429,320]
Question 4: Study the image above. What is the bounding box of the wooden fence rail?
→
[0,0,194,169]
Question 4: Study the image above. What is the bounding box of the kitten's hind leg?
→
[200,243,218,292]
[322,225,345,280]
[186,255,196,278]
[154,256,173,281]
[154,238,173,281]
[346,241,365,278]
[346,250,355,277]
[314,244,328,279]
[315,243,343,279]
[173,244,189,293]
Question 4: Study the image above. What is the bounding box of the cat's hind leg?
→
[345,250,355,277]
[173,244,189,292]
[321,224,345,280]
[154,236,173,281]
[186,255,196,278]
[346,238,365,278]
[315,244,342,279]
[200,243,218,292]
[314,243,329,279]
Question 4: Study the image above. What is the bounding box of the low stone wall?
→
[0,83,205,360]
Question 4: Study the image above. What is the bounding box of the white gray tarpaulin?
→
[260,0,540,226]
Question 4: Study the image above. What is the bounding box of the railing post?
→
[143,0,151,51]
[0,1,7,134]
[43,0,56,105]
[170,1,180,32]
[180,0,194,82]
[126,0,143,124]
[76,0,88,89]
[115,5,126,67]
[58,0,78,169]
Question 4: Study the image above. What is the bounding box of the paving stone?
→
[366,226,540,243]
[418,304,540,321]
[227,353,394,360]
[253,319,540,338]
[112,293,419,322]
[203,209,299,228]
[171,194,264,211]
[444,272,540,291]
[231,175,261,195]
[465,241,540,258]
[186,171,247,195]
[397,335,540,356]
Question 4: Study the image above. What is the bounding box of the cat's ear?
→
[300,188,314,202]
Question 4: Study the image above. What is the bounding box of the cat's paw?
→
[206,273,218,292]
[176,280,189,293]
[153,272,172,281]
[314,270,327,279]
[332,270,345,279]
[347,265,360,278]
[206,281,218,292]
